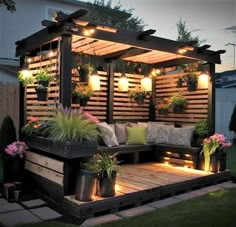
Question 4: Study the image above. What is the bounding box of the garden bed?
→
[22,136,98,159]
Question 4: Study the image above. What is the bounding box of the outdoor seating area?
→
[9,8,231,221]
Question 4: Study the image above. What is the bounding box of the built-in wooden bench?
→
[97,143,201,169]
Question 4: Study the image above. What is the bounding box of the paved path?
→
[0,181,235,226]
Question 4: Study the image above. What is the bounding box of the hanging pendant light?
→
[141,75,152,91]
[19,56,32,80]
[198,72,209,89]
[118,72,129,92]
[89,68,101,91]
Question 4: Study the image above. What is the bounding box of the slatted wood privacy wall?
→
[73,71,109,121]
[113,72,150,122]
[155,70,209,125]
[26,51,59,121]
[0,83,19,133]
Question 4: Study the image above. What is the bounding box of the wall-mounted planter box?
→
[22,136,98,159]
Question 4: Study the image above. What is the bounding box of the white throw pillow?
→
[97,122,119,147]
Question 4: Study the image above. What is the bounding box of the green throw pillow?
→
[126,126,147,145]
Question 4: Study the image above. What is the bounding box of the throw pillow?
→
[153,125,174,144]
[137,122,149,128]
[97,122,119,147]
[167,127,194,147]
[115,123,129,144]
[126,126,147,145]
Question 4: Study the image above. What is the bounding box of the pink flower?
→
[82,112,99,123]
[4,141,28,158]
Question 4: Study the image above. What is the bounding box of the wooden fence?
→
[0,82,20,135]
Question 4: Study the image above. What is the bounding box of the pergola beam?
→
[103,47,150,61]
[70,27,222,64]
[55,9,88,23]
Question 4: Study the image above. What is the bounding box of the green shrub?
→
[195,119,208,136]
[0,115,16,149]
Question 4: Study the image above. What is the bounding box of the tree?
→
[229,105,236,132]
[176,18,201,46]
[84,0,146,31]
[0,0,16,12]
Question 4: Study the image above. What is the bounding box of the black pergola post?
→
[107,61,114,123]
[208,63,215,135]
[60,34,72,108]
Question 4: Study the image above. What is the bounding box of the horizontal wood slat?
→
[155,69,209,125]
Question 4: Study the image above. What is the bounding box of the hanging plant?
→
[35,84,49,101]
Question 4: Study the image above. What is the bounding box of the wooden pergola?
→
[16,9,225,133]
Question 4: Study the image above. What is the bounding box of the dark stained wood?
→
[63,163,231,220]
[107,62,114,123]
[60,34,72,108]
[208,63,215,135]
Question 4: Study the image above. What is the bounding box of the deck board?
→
[64,162,231,220]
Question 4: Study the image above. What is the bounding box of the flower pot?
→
[80,97,90,106]
[36,91,48,101]
[97,172,117,197]
[135,96,145,105]
[75,169,97,201]
[72,95,81,104]
[173,105,184,114]
[176,79,183,88]
[38,81,49,87]
[79,68,89,83]
[187,81,198,91]
[3,153,25,183]
[193,134,205,147]
[199,149,227,173]
[158,109,168,115]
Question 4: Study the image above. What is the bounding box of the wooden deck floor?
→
[64,163,231,219]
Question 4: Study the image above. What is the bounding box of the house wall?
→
[0,0,87,61]
[215,88,236,140]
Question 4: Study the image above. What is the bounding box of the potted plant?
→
[3,141,28,183]
[72,84,94,106]
[75,156,98,202]
[170,93,187,113]
[79,64,94,83]
[193,119,208,147]
[200,133,232,172]
[95,152,120,197]
[180,63,199,91]
[129,88,150,105]
[182,74,198,91]
[35,84,49,101]
[35,68,53,87]
[156,98,170,114]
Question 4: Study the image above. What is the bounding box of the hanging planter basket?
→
[80,97,90,106]
[158,108,169,115]
[134,96,145,105]
[173,105,184,114]
[187,81,198,91]
[72,95,81,104]
[36,90,49,101]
